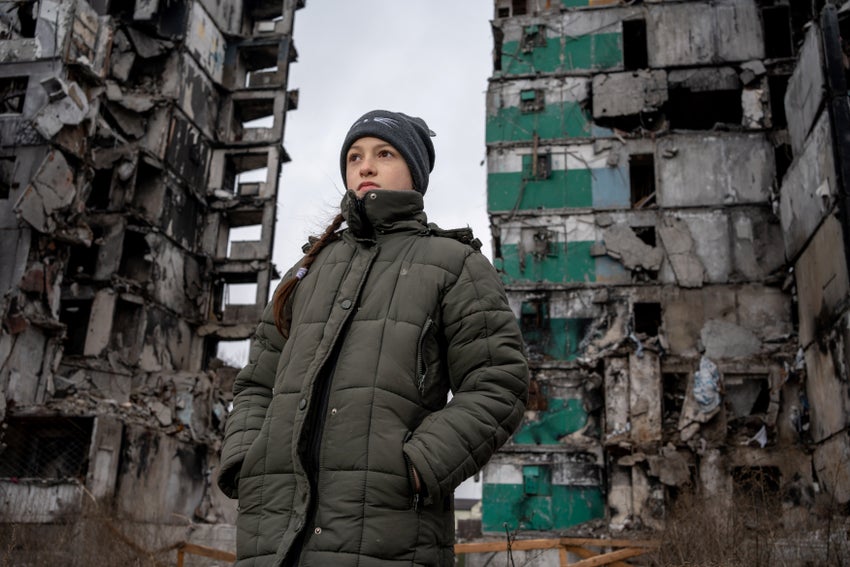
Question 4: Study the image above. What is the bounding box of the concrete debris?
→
[592,70,668,119]
[739,60,767,85]
[601,224,664,272]
[14,151,77,234]
[647,445,691,486]
[657,217,705,287]
[33,79,90,139]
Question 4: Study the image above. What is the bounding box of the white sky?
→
[273,0,495,274]
[269,1,496,498]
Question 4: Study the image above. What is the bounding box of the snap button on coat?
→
[340,299,352,309]
[298,398,307,410]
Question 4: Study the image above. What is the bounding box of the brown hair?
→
[273,213,345,336]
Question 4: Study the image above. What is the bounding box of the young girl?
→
[218,110,529,567]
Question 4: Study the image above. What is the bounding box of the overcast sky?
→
[273,1,495,273]
[268,2,495,498]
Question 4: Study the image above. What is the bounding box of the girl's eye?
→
[348,153,361,162]
[378,150,393,158]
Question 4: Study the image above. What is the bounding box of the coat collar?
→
[341,189,428,240]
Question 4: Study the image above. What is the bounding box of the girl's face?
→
[345,137,414,198]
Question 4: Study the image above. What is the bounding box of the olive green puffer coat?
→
[218,189,528,567]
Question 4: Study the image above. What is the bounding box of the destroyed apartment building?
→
[479,0,850,554]
[0,0,302,561]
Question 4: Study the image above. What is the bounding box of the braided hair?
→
[273,213,345,336]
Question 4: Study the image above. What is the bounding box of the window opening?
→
[215,338,251,368]
[768,74,789,129]
[668,88,742,130]
[110,298,143,362]
[223,153,268,195]
[521,24,546,53]
[0,156,15,199]
[67,225,103,278]
[233,97,275,137]
[512,0,527,16]
[0,1,37,39]
[119,230,152,283]
[633,301,661,336]
[227,224,262,257]
[662,372,688,423]
[629,153,656,207]
[762,5,793,59]
[223,282,258,307]
[0,416,94,480]
[531,229,557,260]
[520,89,544,113]
[59,299,93,355]
[238,44,280,88]
[774,142,792,184]
[623,19,648,70]
[725,374,770,419]
[498,7,510,18]
[87,167,114,210]
[522,153,551,181]
[0,76,28,114]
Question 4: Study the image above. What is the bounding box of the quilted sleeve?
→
[217,298,286,498]
[402,250,528,504]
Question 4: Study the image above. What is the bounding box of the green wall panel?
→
[497,241,596,284]
[522,316,593,361]
[501,32,622,75]
[513,398,587,444]
[488,170,592,211]
[483,483,605,532]
[486,103,592,143]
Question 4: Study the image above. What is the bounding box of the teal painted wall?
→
[487,166,630,212]
[513,397,588,444]
[486,102,593,143]
[522,316,593,362]
[496,241,596,284]
[483,481,605,532]
[501,32,622,75]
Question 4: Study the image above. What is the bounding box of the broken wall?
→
[0,0,303,560]
[484,0,811,538]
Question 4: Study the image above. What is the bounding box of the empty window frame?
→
[232,97,275,136]
[623,19,648,70]
[67,225,103,278]
[87,167,114,210]
[0,76,28,114]
[667,88,742,129]
[0,156,15,199]
[522,153,551,181]
[762,5,793,59]
[109,298,144,362]
[59,299,93,355]
[512,0,528,16]
[521,24,546,53]
[223,153,268,196]
[520,89,544,113]
[237,43,280,88]
[629,153,656,207]
[0,416,94,480]
[119,230,152,283]
[633,301,661,336]
[0,1,37,39]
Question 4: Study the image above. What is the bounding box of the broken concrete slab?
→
[32,79,90,139]
[602,224,664,272]
[658,216,705,288]
[14,151,76,233]
[592,70,668,119]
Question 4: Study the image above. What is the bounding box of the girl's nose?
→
[360,159,375,176]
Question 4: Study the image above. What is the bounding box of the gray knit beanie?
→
[340,110,436,194]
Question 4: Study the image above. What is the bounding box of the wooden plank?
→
[564,545,632,567]
[179,543,237,561]
[559,538,660,548]
[568,547,648,567]
[455,538,564,553]
[559,546,569,567]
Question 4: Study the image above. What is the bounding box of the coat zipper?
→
[415,317,433,396]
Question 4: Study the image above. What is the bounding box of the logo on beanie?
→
[355,116,400,129]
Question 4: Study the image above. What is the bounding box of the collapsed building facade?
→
[481,0,850,550]
[0,0,301,561]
